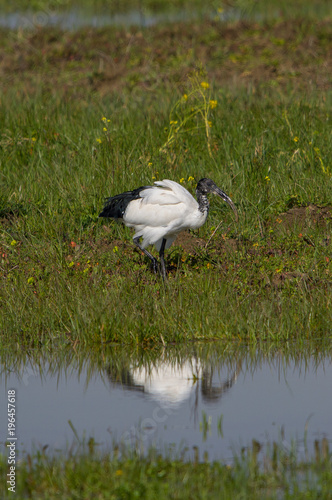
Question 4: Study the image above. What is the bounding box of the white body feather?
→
[123,179,207,251]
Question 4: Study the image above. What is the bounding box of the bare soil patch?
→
[1,18,331,95]
[277,204,332,231]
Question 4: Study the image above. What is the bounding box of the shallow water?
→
[0,7,243,31]
[1,345,331,462]
[1,4,328,31]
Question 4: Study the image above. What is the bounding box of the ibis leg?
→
[159,238,167,280]
[133,237,158,274]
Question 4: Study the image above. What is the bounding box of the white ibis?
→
[99,178,238,279]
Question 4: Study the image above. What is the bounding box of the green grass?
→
[1,79,331,346]
[1,436,331,499]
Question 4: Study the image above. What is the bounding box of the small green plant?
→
[199,411,212,441]
[160,70,218,158]
[217,414,224,438]
[283,109,331,178]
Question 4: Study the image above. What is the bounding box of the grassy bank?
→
[1,84,331,345]
[1,438,331,499]
[0,13,332,347]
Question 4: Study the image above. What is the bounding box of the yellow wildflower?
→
[103,127,107,132]
[209,100,217,109]
[208,121,212,128]
[96,138,102,144]
[201,82,210,89]
[265,176,270,182]
[188,176,194,181]
[179,178,185,184]
[293,136,299,142]
[170,120,178,125]
[101,117,107,122]
[183,94,188,100]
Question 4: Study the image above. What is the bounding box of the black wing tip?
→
[99,187,148,220]
[99,184,153,220]
[99,202,111,218]
[99,207,123,219]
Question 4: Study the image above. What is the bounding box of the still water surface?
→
[1,345,331,462]
[0,7,248,30]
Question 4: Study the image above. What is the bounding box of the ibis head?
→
[196,178,238,222]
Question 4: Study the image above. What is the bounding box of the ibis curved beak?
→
[213,186,238,222]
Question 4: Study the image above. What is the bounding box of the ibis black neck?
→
[196,191,210,215]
